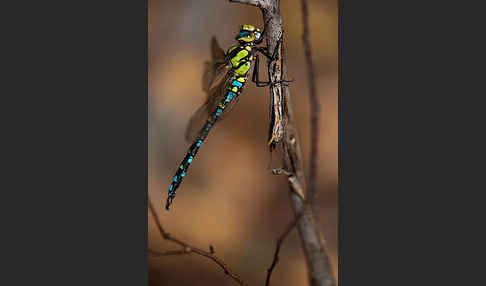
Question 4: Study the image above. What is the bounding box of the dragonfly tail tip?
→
[165,198,172,211]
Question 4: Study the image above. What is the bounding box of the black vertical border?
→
[338,0,480,284]
[2,1,148,285]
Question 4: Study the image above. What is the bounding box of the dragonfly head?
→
[235,24,262,44]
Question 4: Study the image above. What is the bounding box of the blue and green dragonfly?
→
[166,24,288,210]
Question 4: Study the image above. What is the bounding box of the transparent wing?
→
[211,36,226,60]
[202,37,231,92]
[185,74,240,142]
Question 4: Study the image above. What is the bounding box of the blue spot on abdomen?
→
[232,80,243,88]
[216,108,223,116]
[226,91,236,103]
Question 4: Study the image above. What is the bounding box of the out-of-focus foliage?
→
[149,0,337,285]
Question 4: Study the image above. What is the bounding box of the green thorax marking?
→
[228,45,253,76]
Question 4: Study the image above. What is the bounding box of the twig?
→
[300,0,319,214]
[272,168,305,198]
[265,211,304,286]
[148,197,248,286]
[229,0,264,7]
[148,248,190,256]
[229,1,336,286]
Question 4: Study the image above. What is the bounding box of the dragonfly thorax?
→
[227,44,254,76]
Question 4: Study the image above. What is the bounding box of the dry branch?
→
[148,198,247,286]
[230,0,264,6]
[300,0,319,214]
[229,1,336,285]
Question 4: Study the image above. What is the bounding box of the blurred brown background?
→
[149,0,337,285]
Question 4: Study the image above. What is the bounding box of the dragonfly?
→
[166,24,289,210]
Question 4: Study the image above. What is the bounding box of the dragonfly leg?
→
[254,47,273,61]
[252,54,272,87]
[254,37,295,87]
[255,35,282,61]
[252,53,294,87]
[252,54,294,87]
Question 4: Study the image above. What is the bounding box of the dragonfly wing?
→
[185,74,240,142]
[202,37,231,92]
[206,75,241,121]
[184,101,211,142]
[211,36,226,61]
[202,61,230,92]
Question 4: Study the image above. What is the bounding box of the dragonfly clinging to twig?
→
[166,24,291,210]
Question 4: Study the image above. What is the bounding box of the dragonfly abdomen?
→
[166,81,245,210]
[166,135,204,210]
